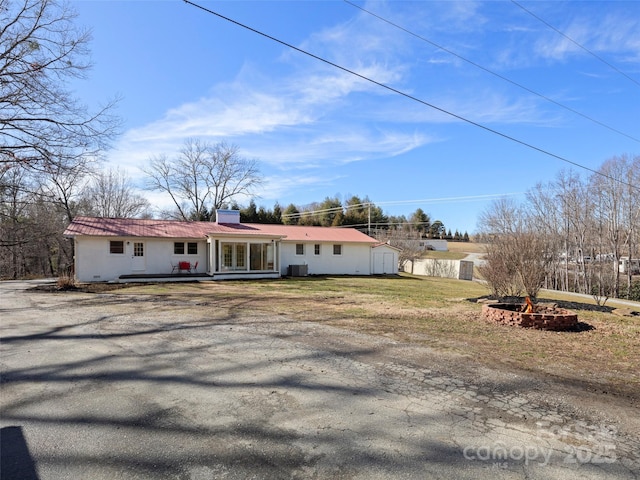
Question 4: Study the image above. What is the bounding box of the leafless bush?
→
[477,242,523,298]
[478,198,556,300]
[423,259,458,279]
[376,230,424,273]
[589,259,616,306]
[56,274,77,290]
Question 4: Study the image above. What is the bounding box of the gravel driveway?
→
[1,279,638,479]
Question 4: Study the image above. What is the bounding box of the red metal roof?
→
[63,216,214,238]
[244,223,377,243]
[64,216,377,244]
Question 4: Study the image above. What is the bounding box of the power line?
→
[336,221,436,229]
[282,201,374,219]
[280,193,521,219]
[182,0,640,194]
[376,193,523,207]
[345,0,640,143]
[281,204,349,219]
[511,0,640,88]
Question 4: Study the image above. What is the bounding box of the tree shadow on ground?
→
[4,283,636,478]
[1,321,520,478]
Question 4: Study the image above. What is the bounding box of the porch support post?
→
[217,241,222,274]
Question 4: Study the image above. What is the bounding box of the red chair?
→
[192,261,198,273]
[178,261,190,272]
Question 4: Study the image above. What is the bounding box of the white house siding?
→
[165,238,207,274]
[74,236,207,282]
[280,242,372,276]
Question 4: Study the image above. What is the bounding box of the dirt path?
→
[1,280,639,479]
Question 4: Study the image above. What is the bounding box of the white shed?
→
[372,243,400,275]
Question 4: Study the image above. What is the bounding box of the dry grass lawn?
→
[96,274,639,399]
[446,241,487,254]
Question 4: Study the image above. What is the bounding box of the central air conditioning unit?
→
[288,264,308,277]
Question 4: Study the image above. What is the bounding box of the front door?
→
[132,242,145,271]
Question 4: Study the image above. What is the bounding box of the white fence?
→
[404,259,474,281]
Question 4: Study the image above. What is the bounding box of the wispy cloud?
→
[128,86,313,143]
[533,11,640,63]
[105,0,577,209]
[259,173,346,202]
[106,4,423,187]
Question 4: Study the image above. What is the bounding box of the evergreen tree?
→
[240,199,258,222]
[410,208,430,234]
[317,197,343,226]
[282,203,300,225]
[430,220,445,238]
[272,203,283,224]
[257,205,269,223]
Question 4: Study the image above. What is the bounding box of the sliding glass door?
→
[221,242,275,272]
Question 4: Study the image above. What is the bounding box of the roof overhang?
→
[372,242,402,251]
[206,232,286,240]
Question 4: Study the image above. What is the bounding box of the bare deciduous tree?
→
[478,198,555,299]
[590,155,638,298]
[481,156,639,302]
[0,166,31,278]
[143,139,262,221]
[0,0,121,278]
[83,168,150,218]
[0,0,119,173]
[478,199,524,298]
[527,170,595,293]
[622,155,640,298]
[0,164,75,278]
[477,241,523,298]
[374,228,424,273]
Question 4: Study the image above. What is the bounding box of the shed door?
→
[374,252,394,274]
[373,253,382,274]
[132,242,145,271]
[383,252,395,274]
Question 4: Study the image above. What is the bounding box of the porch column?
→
[216,240,221,274]
[206,239,213,274]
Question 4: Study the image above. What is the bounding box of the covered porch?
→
[117,272,212,283]
[205,233,283,280]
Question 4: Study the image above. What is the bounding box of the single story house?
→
[63,209,400,282]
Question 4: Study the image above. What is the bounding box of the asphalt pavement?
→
[1,279,638,479]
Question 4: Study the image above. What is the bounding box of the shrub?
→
[477,243,523,299]
[619,281,640,302]
[56,274,77,290]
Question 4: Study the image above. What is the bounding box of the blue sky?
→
[70,1,640,233]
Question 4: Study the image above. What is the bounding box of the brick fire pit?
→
[482,303,578,331]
